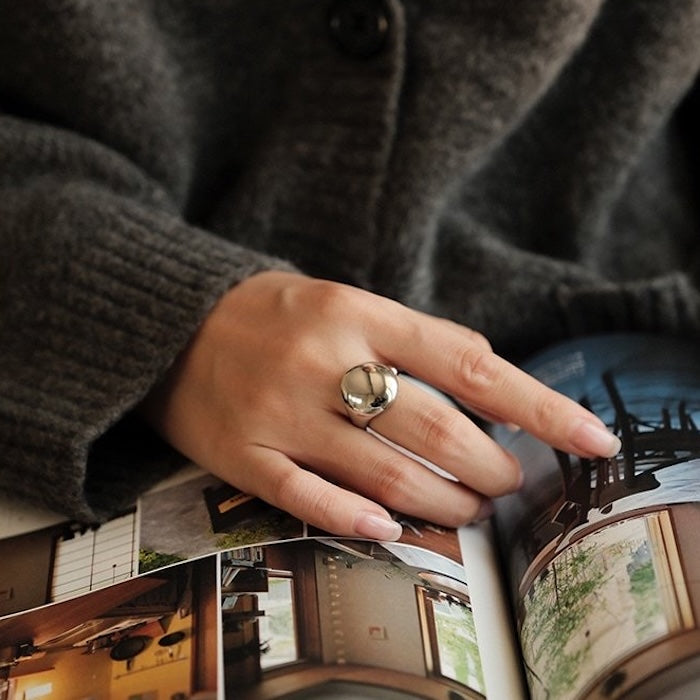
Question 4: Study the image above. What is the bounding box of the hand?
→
[140,271,620,540]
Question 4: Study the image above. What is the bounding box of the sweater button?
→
[328,0,390,58]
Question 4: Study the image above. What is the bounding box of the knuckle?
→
[277,277,359,327]
[304,488,338,527]
[418,408,461,457]
[368,453,407,503]
[271,468,335,523]
[306,279,362,319]
[268,466,304,510]
[532,392,560,430]
[453,346,497,390]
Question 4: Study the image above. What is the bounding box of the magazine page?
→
[458,523,527,700]
[221,531,484,699]
[141,437,524,697]
[0,463,523,698]
[492,333,700,700]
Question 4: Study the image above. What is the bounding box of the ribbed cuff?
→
[555,273,700,340]
[0,183,296,521]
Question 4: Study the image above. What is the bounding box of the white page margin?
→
[459,522,526,700]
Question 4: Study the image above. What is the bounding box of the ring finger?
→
[359,377,522,497]
[290,413,488,527]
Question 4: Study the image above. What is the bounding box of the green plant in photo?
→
[213,513,301,550]
[521,541,606,698]
[139,548,184,573]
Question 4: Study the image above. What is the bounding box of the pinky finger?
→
[240,447,405,541]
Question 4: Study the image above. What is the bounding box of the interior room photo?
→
[0,556,218,700]
[222,538,484,700]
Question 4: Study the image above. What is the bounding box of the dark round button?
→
[328,0,390,58]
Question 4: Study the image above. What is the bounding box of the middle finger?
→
[368,378,522,497]
[290,412,488,527]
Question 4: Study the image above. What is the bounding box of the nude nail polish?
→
[354,511,403,541]
[571,421,622,457]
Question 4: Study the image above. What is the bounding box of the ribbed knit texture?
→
[1,0,700,520]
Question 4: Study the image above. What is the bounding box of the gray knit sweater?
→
[1,0,700,522]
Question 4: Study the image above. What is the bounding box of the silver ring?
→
[340,362,399,428]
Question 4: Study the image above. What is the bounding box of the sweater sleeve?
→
[0,116,295,523]
[0,2,309,521]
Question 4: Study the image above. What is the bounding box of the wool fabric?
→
[1,0,700,521]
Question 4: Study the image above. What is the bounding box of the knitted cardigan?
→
[1,0,700,522]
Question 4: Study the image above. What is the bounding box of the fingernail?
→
[571,421,622,457]
[354,511,403,541]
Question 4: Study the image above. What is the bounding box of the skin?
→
[141,270,621,541]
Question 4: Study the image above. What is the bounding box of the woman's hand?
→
[140,271,620,540]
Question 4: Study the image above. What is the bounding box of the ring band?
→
[340,362,399,428]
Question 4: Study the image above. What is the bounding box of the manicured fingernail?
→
[571,421,622,457]
[354,511,403,541]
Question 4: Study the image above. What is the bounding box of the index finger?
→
[376,308,621,459]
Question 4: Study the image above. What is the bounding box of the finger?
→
[454,359,621,458]
[290,415,489,528]
[374,309,620,458]
[453,401,514,426]
[235,446,404,541]
[369,379,522,496]
[403,377,516,428]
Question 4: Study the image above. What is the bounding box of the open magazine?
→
[1,333,700,699]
